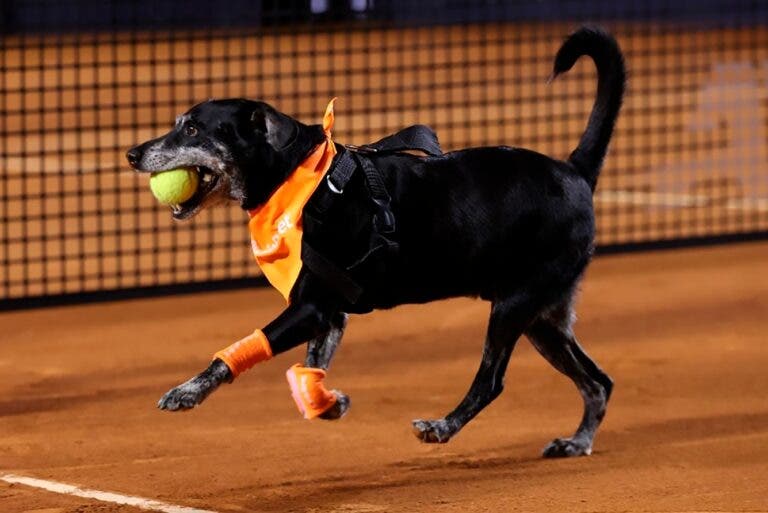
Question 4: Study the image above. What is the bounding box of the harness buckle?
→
[326,174,344,194]
[345,144,378,154]
[372,196,396,233]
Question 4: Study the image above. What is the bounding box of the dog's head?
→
[126,99,324,220]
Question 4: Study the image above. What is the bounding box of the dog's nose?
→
[126,148,141,167]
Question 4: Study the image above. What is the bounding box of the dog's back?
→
[331,27,626,310]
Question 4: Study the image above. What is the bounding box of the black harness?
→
[301,124,443,305]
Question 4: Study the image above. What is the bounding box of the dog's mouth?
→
[169,165,225,220]
[144,165,223,220]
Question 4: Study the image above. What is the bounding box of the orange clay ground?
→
[1,241,767,512]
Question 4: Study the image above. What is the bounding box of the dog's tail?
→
[550,26,626,192]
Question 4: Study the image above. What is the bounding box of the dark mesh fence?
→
[2,1,767,307]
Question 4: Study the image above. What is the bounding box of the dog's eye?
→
[184,124,199,137]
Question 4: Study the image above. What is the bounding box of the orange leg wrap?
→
[213,329,273,378]
[285,364,338,419]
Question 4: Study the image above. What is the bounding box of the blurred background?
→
[1,0,767,308]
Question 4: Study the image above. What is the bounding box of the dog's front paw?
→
[318,390,350,420]
[542,437,592,458]
[411,418,455,444]
[157,382,204,411]
[157,375,217,411]
[157,360,230,412]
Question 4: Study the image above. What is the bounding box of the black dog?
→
[127,26,625,457]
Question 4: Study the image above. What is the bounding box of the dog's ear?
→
[251,104,298,150]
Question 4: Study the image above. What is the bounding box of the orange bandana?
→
[247,99,337,301]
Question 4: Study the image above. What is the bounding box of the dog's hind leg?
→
[525,298,613,457]
[412,295,534,443]
[304,312,351,419]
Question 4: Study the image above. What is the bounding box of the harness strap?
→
[302,123,442,305]
[363,124,443,156]
[352,152,395,233]
[325,147,357,195]
[325,123,442,198]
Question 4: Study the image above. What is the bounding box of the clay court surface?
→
[0,241,765,512]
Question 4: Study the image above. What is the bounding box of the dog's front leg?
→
[305,312,347,370]
[157,300,335,411]
[156,357,233,411]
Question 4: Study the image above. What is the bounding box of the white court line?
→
[596,189,768,212]
[1,473,218,513]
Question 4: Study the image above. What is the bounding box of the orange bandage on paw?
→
[213,329,273,378]
[285,364,338,419]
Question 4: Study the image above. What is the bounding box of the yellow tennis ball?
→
[149,168,199,205]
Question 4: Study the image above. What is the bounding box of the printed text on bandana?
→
[251,214,294,257]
